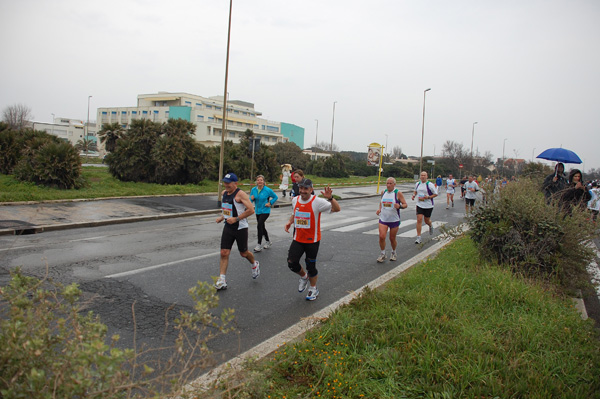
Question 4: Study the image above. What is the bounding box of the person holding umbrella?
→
[542,162,568,202]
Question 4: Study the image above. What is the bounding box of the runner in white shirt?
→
[411,171,438,244]
[445,174,457,209]
[463,175,480,213]
[375,177,408,263]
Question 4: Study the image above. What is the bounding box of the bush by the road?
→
[0,269,234,399]
[468,178,597,291]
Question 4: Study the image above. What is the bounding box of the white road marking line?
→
[331,220,378,232]
[320,216,369,229]
[397,221,446,237]
[106,252,220,279]
[362,219,418,235]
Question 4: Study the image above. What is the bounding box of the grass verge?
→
[212,236,600,399]
[0,168,406,202]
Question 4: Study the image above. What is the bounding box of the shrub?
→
[13,141,84,189]
[0,269,234,398]
[468,179,597,291]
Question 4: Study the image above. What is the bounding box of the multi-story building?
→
[33,117,97,150]
[97,92,304,152]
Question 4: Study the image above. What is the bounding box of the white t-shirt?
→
[588,188,600,211]
[414,181,437,209]
[464,181,479,200]
[446,178,456,194]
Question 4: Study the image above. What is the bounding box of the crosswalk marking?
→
[362,219,417,235]
[320,216,369,229]
[331,220,378,232]
[397,221,446,237]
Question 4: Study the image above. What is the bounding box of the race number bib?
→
[222,203,233,218]
[382,199,393,208]
[294,210,311,229]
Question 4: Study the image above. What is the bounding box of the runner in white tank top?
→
[376,177,408,263]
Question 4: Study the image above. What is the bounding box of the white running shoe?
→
[298,276,309,292]
[390,252,397,261]
[429,225,434,235]
[263,241,272,249]
[214,277,228,290]
[377,253,386,263]
[306,287,319,301]
[253,244,262,252]
[415,236,422,244]
[251,261,260,279]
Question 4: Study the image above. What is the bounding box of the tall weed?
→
[468,179,597,291]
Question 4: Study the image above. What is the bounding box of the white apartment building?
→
[96,92,288,152]
[33,117,97,149]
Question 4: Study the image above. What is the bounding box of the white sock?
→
[253,261,259,268]
[381,250,386,255]
[220,274,226,280]
[301,274,308,280]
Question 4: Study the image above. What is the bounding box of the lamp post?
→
[330,101,337,152]
[470,122,478,158]
[51,113,55,136]
[502,138,507,176]
[385,134,388,160]
[419,88,431,173]
[86,96,92,139]
[217,0,233,207]
[531,147,536,162]
[314,119,318,160]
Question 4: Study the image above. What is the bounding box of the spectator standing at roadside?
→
[588,181,599,222]
[250,175,278,252]
[463,175,480,213]
[284,179,341,301]
[376,177,408,263]
[445,174,457,209]
[560,169,592,214]
[412,171,437,244]
[214,173,260,290]
[279,165,291,198]
[542,162,567,203]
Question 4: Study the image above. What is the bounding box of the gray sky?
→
[2,0,599,171]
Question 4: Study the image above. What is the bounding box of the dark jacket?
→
[542,164,567,202]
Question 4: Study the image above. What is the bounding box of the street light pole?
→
[502,138,507,176]
[86,96,92,139]
[330,101,337,152]
[470,122,478,158]
[419,88,431,173]
[217,0,233,207]
[531,147,536,162]
[314,119,318,160]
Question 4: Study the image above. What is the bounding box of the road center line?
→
[106,252,220,279]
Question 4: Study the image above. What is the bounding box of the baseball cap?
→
[222,173,238,183]
[298,178,313,188]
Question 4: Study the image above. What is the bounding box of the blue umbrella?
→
[536,148,582,164]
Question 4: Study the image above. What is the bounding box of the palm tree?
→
[97,122,124,153]
[75,138,97,157]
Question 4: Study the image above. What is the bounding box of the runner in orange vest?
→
[284,179,341,301]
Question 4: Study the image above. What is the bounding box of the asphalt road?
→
[0,193,467,372]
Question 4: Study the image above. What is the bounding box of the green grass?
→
[215,237,600,399]
[0,168,406,202]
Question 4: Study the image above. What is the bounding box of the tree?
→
[2,104,33,130]
[97,122,124,153]
[75,138,98,156]
[441,140,469,174]
[313,141,339,152]
[270,142,311,171]
[391,146,403,159]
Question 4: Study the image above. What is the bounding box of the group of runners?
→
[214,170,481,301]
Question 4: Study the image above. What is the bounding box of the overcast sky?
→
[2,0,599,171]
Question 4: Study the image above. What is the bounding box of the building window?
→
[208,117,214,121]
[185,101,191,106]
[206,105,213,109]
[196,103,202,107]
[267,125,279,132]
[233,110,239,114]
[215,106,221,111]
[229,132,235,138]
[197,115,204,121]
